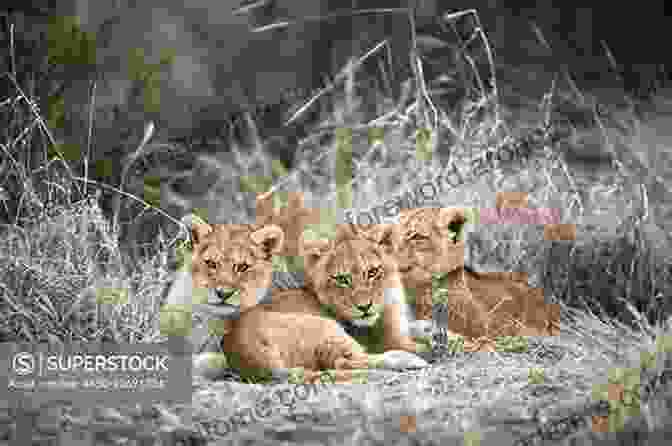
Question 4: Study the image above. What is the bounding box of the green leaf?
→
[193,287,209,305]
[284,255,305,273]
[47,16,96,66]
[158,47,176,67]
[288,367,305,384]
[351,369,369,384]
[46,94,65,130]
[191,209,209,225]
[240,175,272,194]
[320,303,337,320]
[591,383,610,403]
[444,335,465,354]
[96,287,128,305]
[415,127,433,161]
[205,352,229,370]
[48,142,81,162]
[433,288,450,305]
[404,288,417,305]
[622,369,640,390]
[142,72,162,113]
[335,128,353,187]
[174,239,192,271]
[128,47,147,81]
[159,304,192,337]
[415,336,432,353]
[319,370,336,385]
[332,272,352,288]
[496,336,528,353]
[368,126,385,146]
[608,367,626,383]
[607,405,626,433]
[640,351,657,371]
[271,158,289,179]
[463,431,481,446]
[528,367,546,384]
[207,319,230,337]
[655,335,672,354]
[95,158,114,178]
[368,354,385,369]
[143,175,162,208]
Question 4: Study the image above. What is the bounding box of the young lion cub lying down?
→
[395,207,560,342]
[259,223,433,356]
[162,210,428,383]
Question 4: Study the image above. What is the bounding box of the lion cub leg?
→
[222,309,380,384]
[432,268,491,340]
[382,288,433,356]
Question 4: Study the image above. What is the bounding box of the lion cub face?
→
[397,207,470,286]
[302,226,401,328]
[190,223,284,313]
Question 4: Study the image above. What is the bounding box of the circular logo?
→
[13,352,35,376]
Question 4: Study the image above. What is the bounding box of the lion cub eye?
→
[233,263,250,273]
[204,259,218,270]
[331,273,352,288]
[366,266,383,280]
[408,232,427,242]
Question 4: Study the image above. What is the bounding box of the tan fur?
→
[396,207,560,341]
[396,207,470,321]
[224,307,370,372]
[299,224,421,353]
[544,223,576,241]
[496,191,528,209]
[255,191,321,257]
[161,221,285,359]
[190,222,284,312]
[465,270,561,337]
[431,267,491,339]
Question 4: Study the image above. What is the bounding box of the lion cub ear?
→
[250,224,285,256]
[255,191,275,223]
[370,224,398,255]
[181,214,213,246]
[436,207,468,237]
[191,223,214,246]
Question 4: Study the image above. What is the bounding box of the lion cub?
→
[161,220,287,356]
[303,224,430,355]
[396,207,560,341]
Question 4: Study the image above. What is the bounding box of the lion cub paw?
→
[370,350,429,371]
[411,319,433,338]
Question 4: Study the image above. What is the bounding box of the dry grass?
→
[1,6,671,446]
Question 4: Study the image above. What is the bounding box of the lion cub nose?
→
[355,302,374,314]
[216,288,239,302]
[447,219,465,243]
